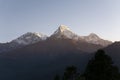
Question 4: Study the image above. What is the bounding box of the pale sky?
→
[0,0,120,42]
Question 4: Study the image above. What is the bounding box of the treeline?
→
[54,50,120,80]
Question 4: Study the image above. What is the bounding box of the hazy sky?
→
[0,0,120,42]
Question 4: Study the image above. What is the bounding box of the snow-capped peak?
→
[12,32,47,45]
[58,25,71,32]
[51,25,79,40]
[54,25,71,34]
[80,33,112,46]
[30,32,47,40]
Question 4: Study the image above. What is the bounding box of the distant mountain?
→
[0,25,112,54]
[50,25,79,40]
[0,32,47,53]
[50,25,112,47]
[80,33,112,46]
[12,32,47,45]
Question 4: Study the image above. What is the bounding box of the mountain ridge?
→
[50,25,112,46]
[12,32,47,45]
[0,25,112,53]
[1,25,112,45]
[0,32,47,53]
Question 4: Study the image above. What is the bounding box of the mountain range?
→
[0,25,119,80]
[0,25,112,53]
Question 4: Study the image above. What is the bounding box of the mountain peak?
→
[58,25,71,32]
[88,33,100,39]
[53,25,72,35]
[80,33,112,46]
[89,33,98,36]
[50,25,79,40]
[12,32,47,45]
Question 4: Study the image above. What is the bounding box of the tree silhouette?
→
[84,49,120,80]
[63,66,77,80]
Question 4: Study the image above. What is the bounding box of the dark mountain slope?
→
[104,42,120,68]
[0,38,101,80]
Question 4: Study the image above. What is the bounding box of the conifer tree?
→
[63,66,77,80]
[84,49,120,80]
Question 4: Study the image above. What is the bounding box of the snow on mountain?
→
[50,25,112,46]
[80,33,101,42]
[50,25,79,40]
[12,32,47,45]
[80,33,112,46]
[0,25,112,52]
